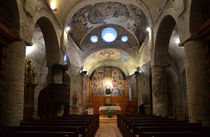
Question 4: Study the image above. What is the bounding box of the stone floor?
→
[94,116,123,137]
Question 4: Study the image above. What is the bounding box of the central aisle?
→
[94,116,123,137]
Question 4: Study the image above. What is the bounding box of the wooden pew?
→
[139,131,210,137]
[117,115,210,137]
[21,123,88,137]
[0,125,85,137]
[0,114,99,137]
[0,130,78,137]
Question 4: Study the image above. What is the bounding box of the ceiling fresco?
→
[79,24,140,60]
[68,2,148,46]
[82,49,138,76]
[93,49,130,62]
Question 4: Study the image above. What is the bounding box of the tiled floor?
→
[94,123,123,137]
[95,116,123,137]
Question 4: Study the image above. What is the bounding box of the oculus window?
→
[121,36,128,42]
[90,35,98,43]
[101,27,117,42]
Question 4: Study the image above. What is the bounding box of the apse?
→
[91,67,125,96]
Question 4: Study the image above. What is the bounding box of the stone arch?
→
[35,17,61,66]
[153,15,177,66]
[90,66,126,80]
[151,15,187,117]
[25,17,61,119]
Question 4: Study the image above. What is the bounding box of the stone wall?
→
[25,27,48,119]
[17,0,63,46]
[69,72,83,114]
[138,63,151,114]
[82,77,90,112]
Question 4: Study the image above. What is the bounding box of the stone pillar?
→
[3,41,25,126]
[184,39,210,126]
[152,66,168,117]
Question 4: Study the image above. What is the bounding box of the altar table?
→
[99,106,121,111]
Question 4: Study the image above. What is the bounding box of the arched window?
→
[63,54,69,65]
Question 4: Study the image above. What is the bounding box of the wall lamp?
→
[80,70,87,77]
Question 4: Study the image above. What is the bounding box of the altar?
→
[99,105,121,116]
[99,106,121,111]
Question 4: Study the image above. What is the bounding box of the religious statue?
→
[105,87,112,95]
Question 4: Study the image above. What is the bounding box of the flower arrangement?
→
[106,108,115,118]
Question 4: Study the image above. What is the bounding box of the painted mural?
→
[93,49,130,62]
[91,67,125,96]
[83,48,137,76]
[152,70,167,103]
[68,2,148,45]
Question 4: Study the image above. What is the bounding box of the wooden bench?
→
[0,114,99,137]
[117,115,210,137]
[139,131,210,137]
[0,130,78,137]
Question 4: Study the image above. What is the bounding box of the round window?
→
[90,35,98,43]
[121,36,128,42]
[101,27,117,42]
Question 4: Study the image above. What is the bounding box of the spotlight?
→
[65,26,71,32]
[146,27,151,32]
[80,69,87,77]
[175,37,180,44]
[50,0,57,11]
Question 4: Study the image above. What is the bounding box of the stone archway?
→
[24,17,62,120]
[151,15,177,117]
[36,17,61,66]
[152,15,176,66]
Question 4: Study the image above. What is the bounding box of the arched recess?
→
[24,17,61,120]
[89,66,130,115]
[152,15,188,117]
[36,17,61,66]
[82,48,137,77]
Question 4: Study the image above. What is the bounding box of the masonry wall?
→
[25,28,49,119]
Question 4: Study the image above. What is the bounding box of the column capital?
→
[8,40,26,47]
[179,33,200,46]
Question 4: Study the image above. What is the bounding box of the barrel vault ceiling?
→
[46,0,167,75]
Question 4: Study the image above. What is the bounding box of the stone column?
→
[152,66,168,117]
[184,39,210,126]
[3,41,25,126]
